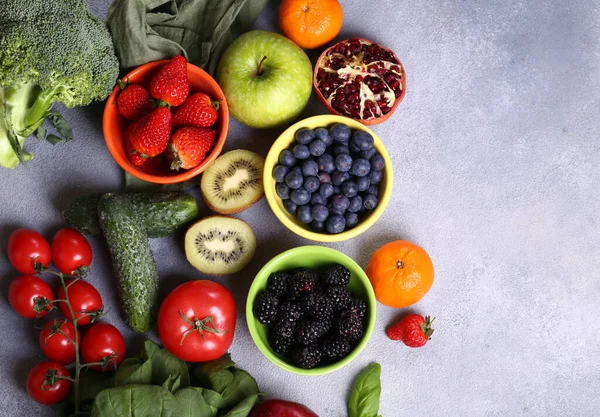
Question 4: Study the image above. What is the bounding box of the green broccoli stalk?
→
[0,0,120,168]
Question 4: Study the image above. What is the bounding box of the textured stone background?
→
[1,0,599,416]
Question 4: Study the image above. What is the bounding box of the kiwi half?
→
[185,216,256,275]
[201,150,264,214]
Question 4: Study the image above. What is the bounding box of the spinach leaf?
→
[348,363,382,417]
[221,394,259,417]
[115,357,152,386]
[91,384,180,417]
[163,373,182,393]
[220,369,259,409]
[198,354,235,376]
[174,387,225,417]
[142,340,190,388]
[192,366,234,393]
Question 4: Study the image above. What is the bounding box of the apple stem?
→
[257,56,268,76]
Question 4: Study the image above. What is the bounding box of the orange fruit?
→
[366,240,434,308]
[279,0,344,50]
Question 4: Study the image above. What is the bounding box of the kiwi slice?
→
[201,149,264,214]
[185,216,256,275]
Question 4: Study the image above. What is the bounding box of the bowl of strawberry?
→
[103,56,229,184]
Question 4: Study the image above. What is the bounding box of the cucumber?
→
[98,194,159,332]
[63,192,198,238]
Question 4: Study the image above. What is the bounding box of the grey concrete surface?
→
[1,0,599,416]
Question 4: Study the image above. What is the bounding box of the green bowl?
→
[246,246,376,375]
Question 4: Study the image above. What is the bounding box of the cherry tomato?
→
[81,323,125,371]
[26,362,72,405]
[8,275,54,319]
[158,280,236,362]
[7,228,51,274]
[39,319,79,365]
[51,228,93,276]
[57,279,103,325]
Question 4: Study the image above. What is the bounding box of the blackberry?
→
[322,337,352,362]
[274,302,303,338]
[295,319,326,345]
[335,311,364,341]
[267,271,291,296]
[287,268,318,299]
[325,286,352,311]
[253,292,279,324]
[274,317,297,339]
[269,331,294,355]
[347,298,367,318]
[322,264,351,286]
[278,301,303,321]
[301,292,334,321]
[291,344,322,369]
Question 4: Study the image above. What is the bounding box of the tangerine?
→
[279,0,344,50]
[366,240,434,308]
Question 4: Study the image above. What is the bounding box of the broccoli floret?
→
[0,0,119,168]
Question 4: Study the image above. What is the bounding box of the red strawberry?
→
[169,127,216,170]
[386,314,434,347]
[172,92,219,129]
[116,81,154,121]
[129,106,172,157]
[149,55,189,107]
[124,123,147,166]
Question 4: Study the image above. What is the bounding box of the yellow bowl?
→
[264,115,393,242]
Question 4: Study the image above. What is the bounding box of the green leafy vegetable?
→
[220,369,260,409]
[348,363,382,417]
[174,387,224,417]
[91,385,180,417]
[221,394,260,417]
[115,357,153,386]
[163,373,183,393]
[142,340,191,388]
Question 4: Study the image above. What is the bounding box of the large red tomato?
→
[7,228,51,274]
[51,228,93,275]
[26,362,71,405]
[158,280,236,362]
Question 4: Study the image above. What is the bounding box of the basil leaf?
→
[142,340,190,388]
[115,357,152,386]
[221,394,259,417]
[348,363,382,417]
[220,369,259,409]
[163,373,182,393]
[174,387,224,417]
[91,384,181,417]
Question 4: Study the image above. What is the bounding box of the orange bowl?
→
[103,60,229,184]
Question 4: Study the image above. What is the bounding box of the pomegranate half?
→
[313,38,406,125]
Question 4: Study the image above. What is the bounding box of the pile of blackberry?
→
[253,264,368,369]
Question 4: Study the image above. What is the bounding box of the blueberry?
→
[312,205,329,222]
[345,212,359,229]
[332,185,341,194]
[291,188,311,205]
[349,141,362,154]
[371,154,385,171]
[330,194,350,214]
[318,172,332,184]
[331,170,350,186]
[367,185,379,196]
[363,193,378,210]
[326,215,346,234]
[311,220,325,232]
[295,128,316,145]
[293,144,310,160]
[351,130,374,151]
[369,170,383,185]
[342,181,358,198]
[315,127,333,146]
[303,176,320,193]
[276,183,290,199]
[317,154,335,173]
[356,176,370,192]
[297,205,313,224]
[330,124,352,143]
[309,139,327,157]
[311,193,326,205]
[285,200,298,214]
[348,195,363,212]
[333,145,350,157]
[335,154,353,172]
[285,170,304,189]
[291,165,302,173]
[361,148,377,159]
[351,158,371,177]
[319,183,334,198]
[279,150,296,167]
[273,165,289,183]
[302,160,319,177]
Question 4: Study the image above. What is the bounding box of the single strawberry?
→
[172,92,220,129]
[129,106,172,157]
[149,55,189,107]
[386,314,434,347]
[116,81,154,121]
[124,123,147,166]
[169,127,216,170]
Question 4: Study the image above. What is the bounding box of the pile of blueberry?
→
[253,264,367,369]
[273,123,385,234]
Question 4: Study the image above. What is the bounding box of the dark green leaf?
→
[221,394,259,417]
[174,387,224,417]
[48,112,73,141]
[91,384,180,417]
[71,370,115,403]
[190,355,236,388]
[115,357,152,386]
[142,340,190,388]
[220,369,259,409]
[35,126,47,140]
[348,363,382,417]
[46,133,65,145]
[124,171,198,191]
[163,373,182,393]
[199,355,235,375]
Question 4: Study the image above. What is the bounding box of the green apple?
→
[217,30,313,129]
